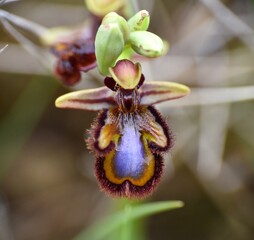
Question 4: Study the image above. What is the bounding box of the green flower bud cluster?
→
[95,10,167,75]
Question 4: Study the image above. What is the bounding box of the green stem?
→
[73,200,184,240]
[121,203,132,240]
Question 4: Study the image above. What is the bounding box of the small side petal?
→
[87,108,120,155]
[139,106,173,153]
[55,86,116,111]
[140,81,190,105]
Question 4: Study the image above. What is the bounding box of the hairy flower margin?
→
[56,60,190,199]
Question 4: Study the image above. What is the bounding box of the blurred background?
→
[1,0,254,239]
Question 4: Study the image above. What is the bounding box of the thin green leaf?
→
[73,200,184,240]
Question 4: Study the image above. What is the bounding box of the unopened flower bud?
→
[129,31,164,58]
[95,22,125,75]
[102,12,130,41]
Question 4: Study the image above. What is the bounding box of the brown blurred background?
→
[0,0,254,239]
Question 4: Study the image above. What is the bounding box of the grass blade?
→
[73,200,184,240]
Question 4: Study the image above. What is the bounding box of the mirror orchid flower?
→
[55,59,190,199]
[46,18,101,86]
[50,36,96,86]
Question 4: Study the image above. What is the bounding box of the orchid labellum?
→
[56,60,190,198]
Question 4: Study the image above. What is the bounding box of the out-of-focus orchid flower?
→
[55,59,190,199]
[0,8,100,86]
[50,40,96,86]
[44,18,101,86]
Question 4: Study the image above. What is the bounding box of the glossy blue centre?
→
[114,123,146,178]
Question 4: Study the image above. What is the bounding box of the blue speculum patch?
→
[114,123,146,178]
